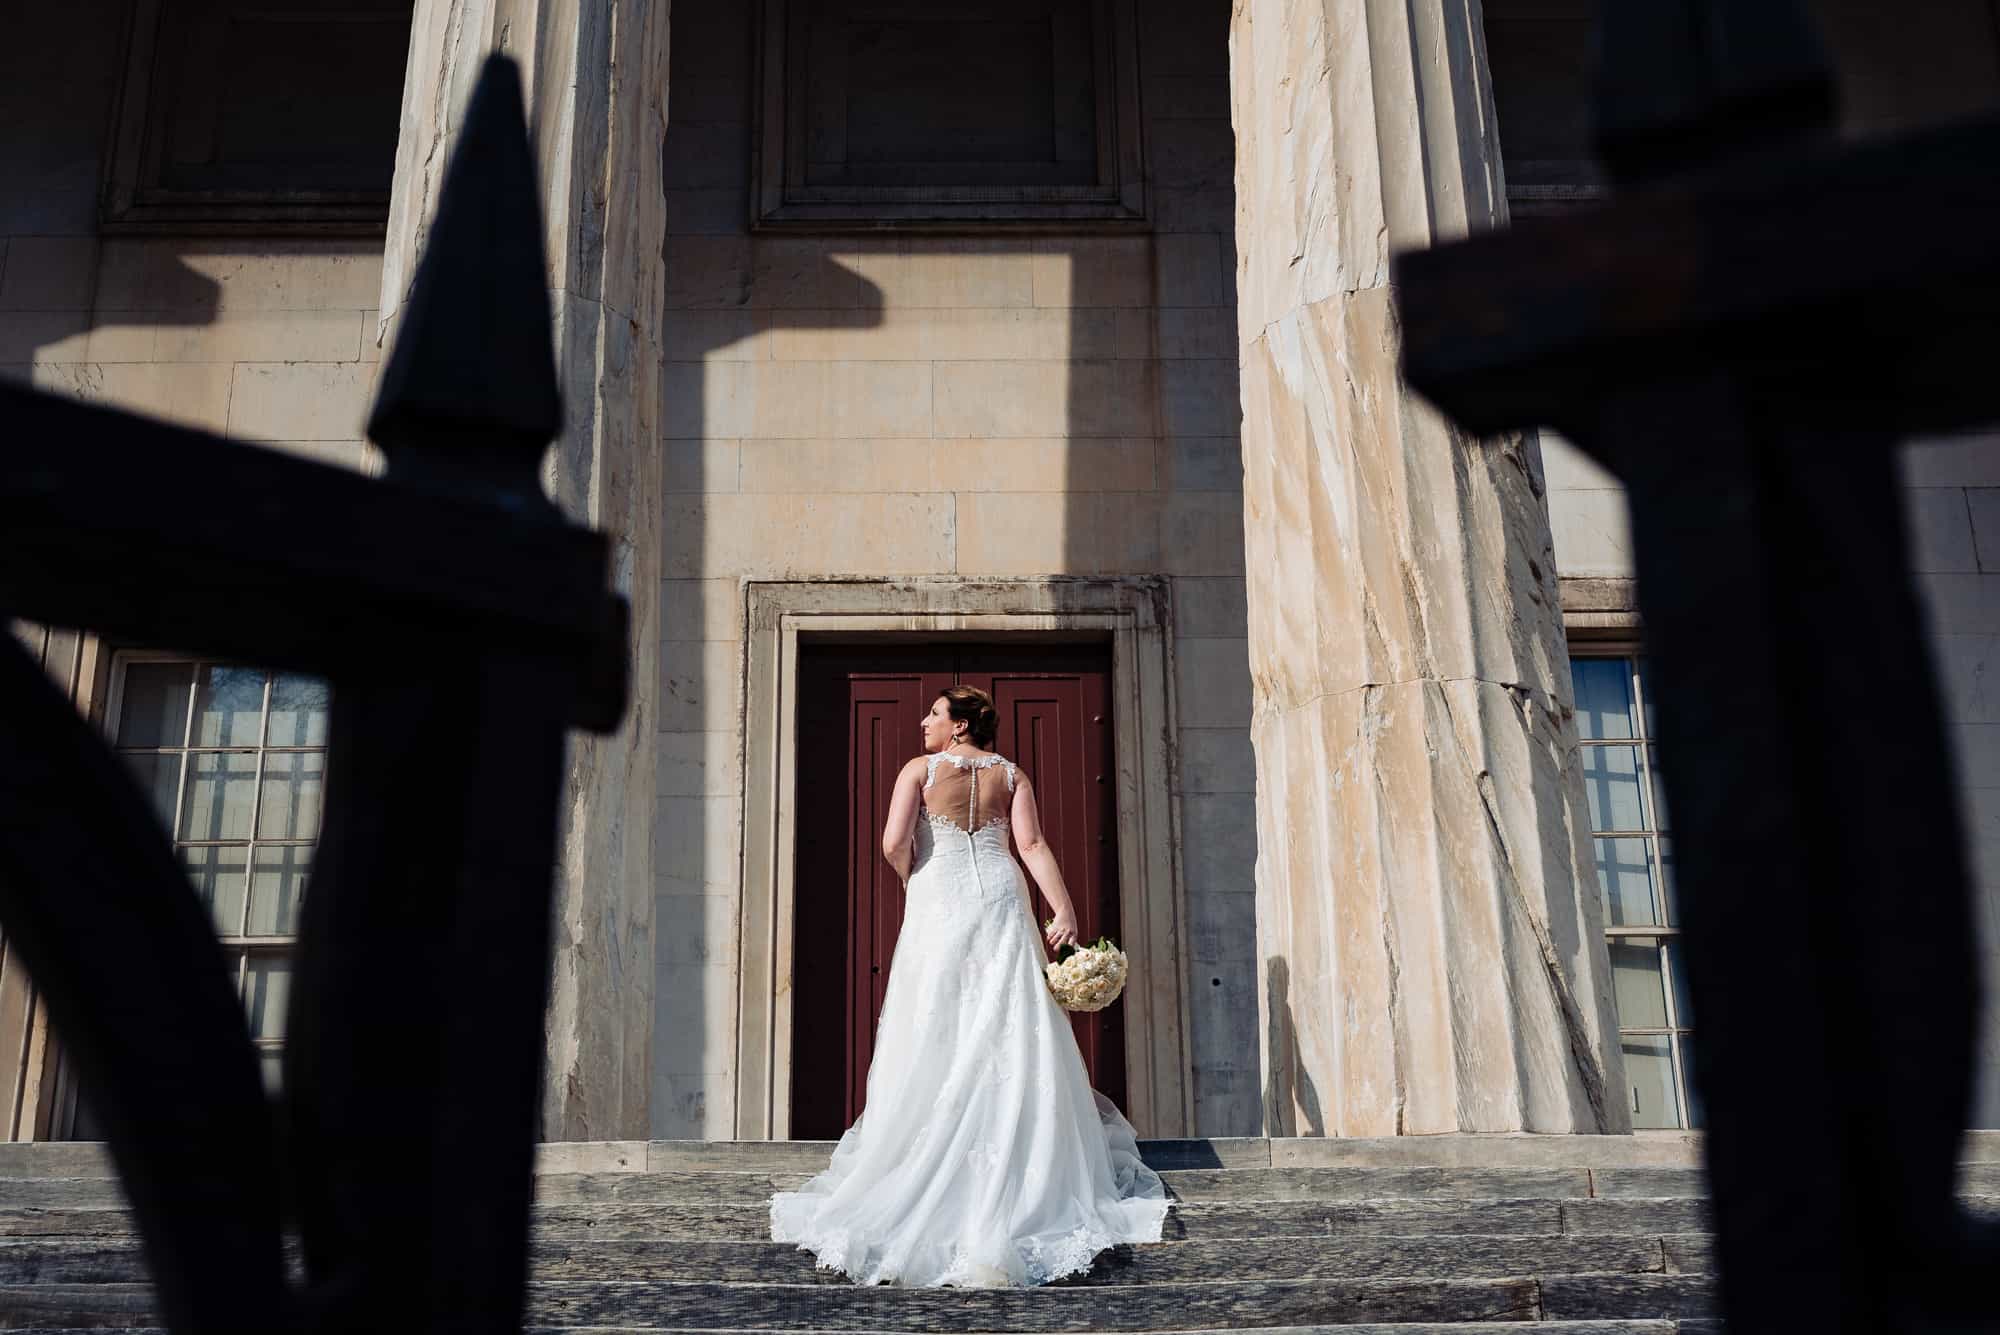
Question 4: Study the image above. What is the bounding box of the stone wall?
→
[0,2,383,476]
[654,0,1256,1138]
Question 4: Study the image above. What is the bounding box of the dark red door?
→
[790,642,1124,1139]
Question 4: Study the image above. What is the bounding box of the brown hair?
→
[937,684,999,749]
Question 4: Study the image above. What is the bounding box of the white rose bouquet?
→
[1041,930,1129,1013]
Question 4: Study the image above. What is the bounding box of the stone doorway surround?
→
[733,578,1193,1140]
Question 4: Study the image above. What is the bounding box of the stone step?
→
[0,1274,1723,1330]
[0,1233,1717,1287]
[0,1325,1705,1335]
[10,1128,1999,1178]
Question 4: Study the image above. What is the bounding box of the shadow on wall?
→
[1261,955,1325,1138]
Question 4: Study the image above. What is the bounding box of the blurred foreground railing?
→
[1397,4,2000,1331]
[0,56,625,1333]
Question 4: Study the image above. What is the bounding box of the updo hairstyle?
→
[938,684,999,750]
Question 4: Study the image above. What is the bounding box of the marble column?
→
[1230,0,1629,1135]
[378,0,668,1140]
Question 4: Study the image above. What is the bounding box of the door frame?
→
[734,578,1192,1140]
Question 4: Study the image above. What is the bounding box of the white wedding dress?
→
[770,751,1169,1286]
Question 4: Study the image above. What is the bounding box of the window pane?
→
[193,666,266,747]
[248,846,310,936]
[266,674,331,748]
[1609,939,1670,1029]
[244,956,292,1042]
[181,752,259,841]
[1637,657,1657,738]
[123,751,184,831]
[1571,658,1636,740]
[183,846,248,936]
[1593,837,1660,926]
[1581,744,1648,832]
[117,663,194,748]
[258,752,324,840]
[1622,1034,1682,1129]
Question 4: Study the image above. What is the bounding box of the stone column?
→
[1230,0,1629,1136]
[378,0,668,1140]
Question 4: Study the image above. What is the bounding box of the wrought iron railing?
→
[1397,4,2000,1329]
[0,56,625,1333]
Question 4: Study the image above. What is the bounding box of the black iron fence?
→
[0,56,624,1333]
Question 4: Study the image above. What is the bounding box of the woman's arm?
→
[879,756,929,881]
[1011,775,1079,950]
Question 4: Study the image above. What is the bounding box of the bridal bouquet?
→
[1042,931,1129,1012]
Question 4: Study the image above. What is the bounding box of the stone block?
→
[1156,308,1236,360]
[32,361,232,432]
[251,440,378,475]
[654,795,743,891]
[660,578,744,642]
[665,235,753,308]
[667,360,932,440]
[1162,490,1248,576]
[1187,887,1259,963]
[358,310,382,363]
[155,308,363,364]
[651,1070,732,1139]
[1935,634,2000,724]
[1155,233,1226,308]
[952,491,1070,575]
[534,1141,645,1173]
[943,438,1155,493]
[846,240,1035,309]
[1548,487,1636,579]
[1166,437,1244,491]
[1069,359,1162,438]
[650,971,738,1085]
[1180,792,1259,895]
[1904,486,1980,572]
[1153,186,1234,234]
[663,438,738,493]
[1901,430,2000,487]
[1950,724,2000,790]
[739,438,934,493]
[764,307,927,362]
[1541,431,1621,491]
[0,236,97,310]
[175,245,382,312]
[659,729,740,798]
[749,239,870,310]
[1175,637,1253,728]
[227,363,374,441]
[1180,726,1257,793]
[1190,1063,1263,1138]
[666,492,955,579]
[663,121,751,190]
[1160,358,1241,438]
[933,360,1067,437]
[663,309,766,362]
[657,639,745,733]
[1916,573,2000,636]
[1173,576,1250,638]
[0,311,91,363]
[655,892,739,969]
[665,187,750,236]
[1146,76,1233,121]
[1149,119,1236,190]
[1032,238,1151,308]
[1971,489,2000,572]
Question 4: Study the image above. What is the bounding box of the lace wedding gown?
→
[770,751,1169,1286]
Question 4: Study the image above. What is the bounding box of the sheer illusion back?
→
[921,752,1017,834]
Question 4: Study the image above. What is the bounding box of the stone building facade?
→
[2,0,1997,1144]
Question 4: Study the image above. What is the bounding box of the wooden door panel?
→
[791,642,1124,1139]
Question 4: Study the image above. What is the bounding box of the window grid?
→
[109,655,328,1092]
[1571,650,1697,1130]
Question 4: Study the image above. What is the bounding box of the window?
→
[103,0,414,232]
[110,656,330,1090]
[1570,651,1698,1129]
[754,0,1146,227]
[1481,0,1606,218]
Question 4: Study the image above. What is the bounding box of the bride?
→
[770,684,1168,1286]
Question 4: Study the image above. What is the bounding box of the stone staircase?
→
[1,1133,1995,1332]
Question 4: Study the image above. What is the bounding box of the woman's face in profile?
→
[921,696,956,754]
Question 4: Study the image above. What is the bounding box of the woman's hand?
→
[1044,908,1079,951]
